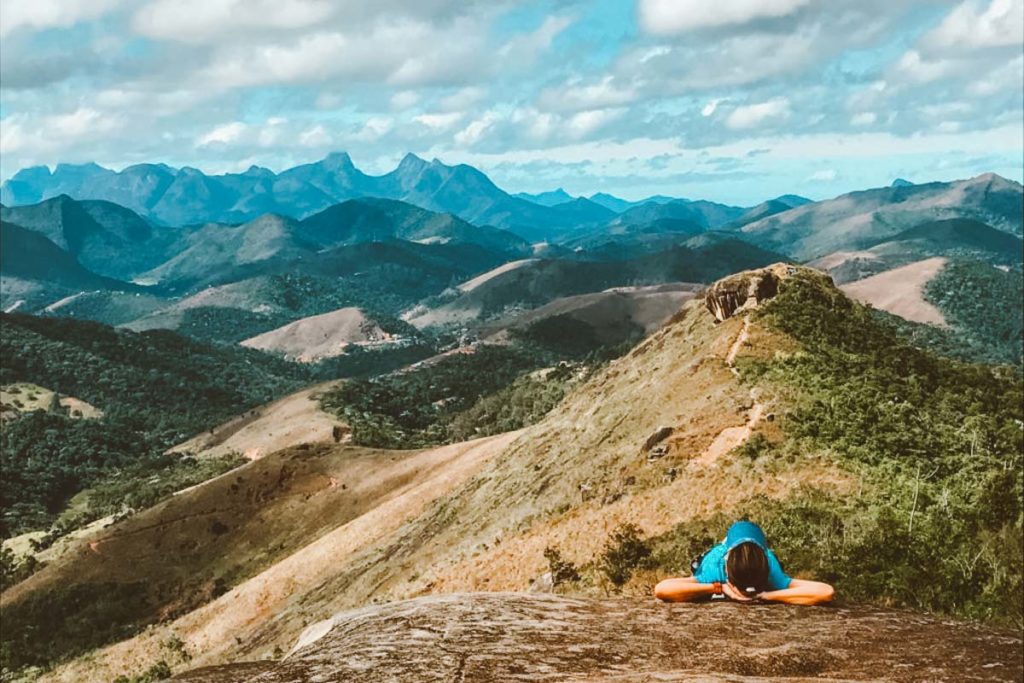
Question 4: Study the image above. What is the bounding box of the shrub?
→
[599,524,654,588]
[112,660,172,683]
[543,546,581,586]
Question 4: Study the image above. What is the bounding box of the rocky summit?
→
[175,593,1023,682]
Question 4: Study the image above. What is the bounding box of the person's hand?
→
[722,582,755,602]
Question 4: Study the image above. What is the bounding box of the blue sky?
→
[1,0,1021,205]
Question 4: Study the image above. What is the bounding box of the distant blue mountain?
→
[514,188,574,206]
[587,192,677,213]
[1,153,621,241]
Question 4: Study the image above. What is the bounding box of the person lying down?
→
[654,520,835,605]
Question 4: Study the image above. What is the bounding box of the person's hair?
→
[726,542,770,595]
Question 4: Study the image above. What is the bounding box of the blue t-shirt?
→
[693,521,791,590]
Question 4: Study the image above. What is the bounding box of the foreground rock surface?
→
[175,593,1022,682]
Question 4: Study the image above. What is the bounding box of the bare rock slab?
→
[175,593,1023,682]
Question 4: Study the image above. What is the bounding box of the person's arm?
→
[759,578,835,605]
[654,576,722,602]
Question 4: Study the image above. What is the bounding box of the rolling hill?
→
[740,173,1023,260]
[296,197,530,255]
[405,240,786,328]
[480,283,703,350]
[137,214,318,291]
[1,195,180,280]
[840,257,949,326]
[240,307,399,362]
[0,312,310,536]
[809,217,1024,284]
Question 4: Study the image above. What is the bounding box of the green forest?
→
[924,260,1024,365]
[0,313,310,536]
[319,346,575,448]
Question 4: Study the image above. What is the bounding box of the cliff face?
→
[704,263,798,322]
[176,593,1023,683]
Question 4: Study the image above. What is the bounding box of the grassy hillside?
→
[718,272,1023,622]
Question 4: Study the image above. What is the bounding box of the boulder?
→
[175,593,1023,682]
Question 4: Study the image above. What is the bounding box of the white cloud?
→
[298,124,332,148]
[414,112,464,131]
[196,122,247,147]
[566,108,625,139]
[0,108,119,158]
[808,169,837,181]
[892,1,1023,87]
[702,99,725,117]
[390,90,420,110]
[538,76,637,112]
[639,0,811,34]
[440,87,486,112]
[133,0,335,44]
[0,0,124,37]
[354,117,393,142]
[969,54,1024,96]
[921,0,1023,52]
[725,98,792,129]
[893,50,953,83]
[454,111,498,146]
[497,15,572,60]
[851,112,877,126]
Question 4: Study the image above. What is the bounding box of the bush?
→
[599,524,654,588]
[544,546,581,586]
[112,660,172,683]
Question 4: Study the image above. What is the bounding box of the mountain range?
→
[3,154,820,245]
[1,160,1021,361]
[2,154,627,241]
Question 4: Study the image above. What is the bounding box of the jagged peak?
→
[320,151,355,171]
[398,152,429,171]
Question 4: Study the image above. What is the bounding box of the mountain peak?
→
[243,165,275,178]
[891,178,914,187]
[53,161,104,173]
[10,165,53,182]
[321,151,354,171]
[398,153,429,171]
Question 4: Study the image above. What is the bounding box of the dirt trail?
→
[694,314,763,466]
[725,315,751,369]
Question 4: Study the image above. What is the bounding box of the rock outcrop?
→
[175,593,1023,682]
[704,263,795,322]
